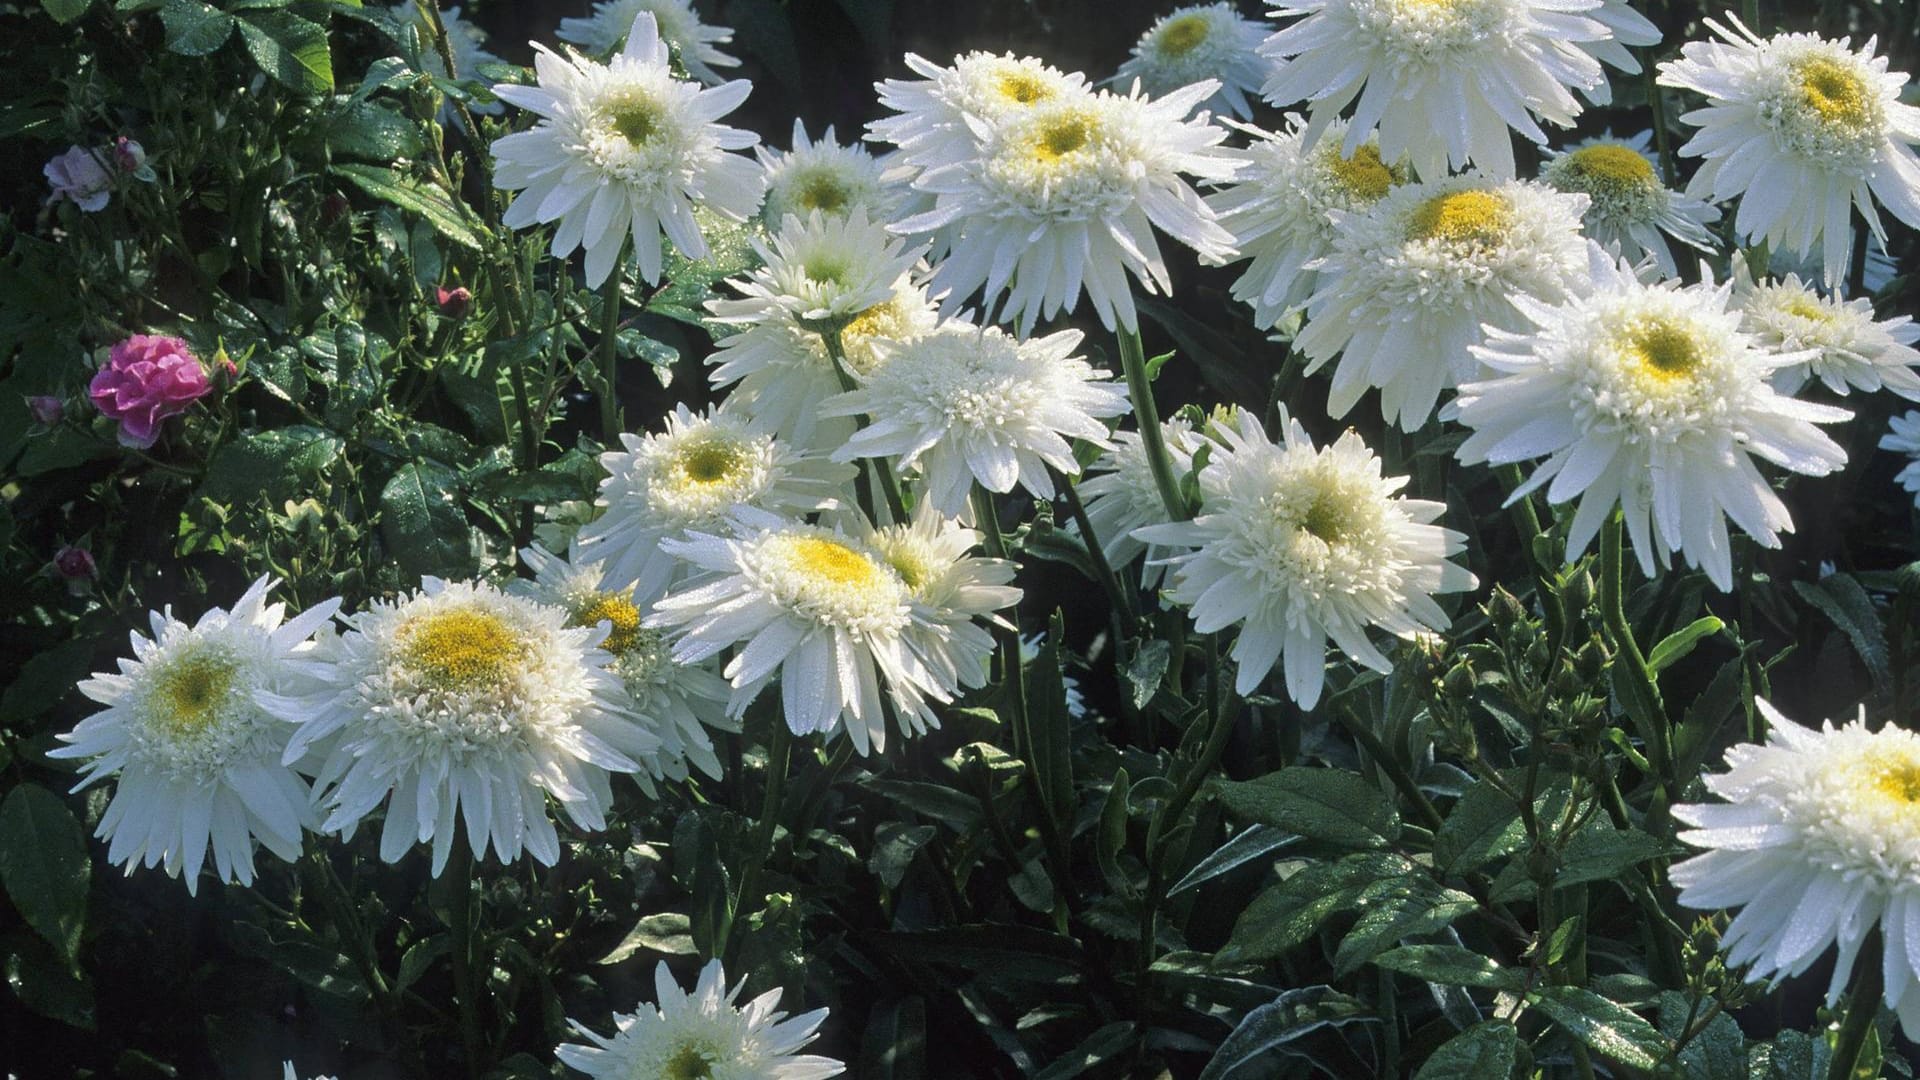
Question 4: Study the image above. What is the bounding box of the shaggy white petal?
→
[1115,3,1273,120]
[555,0,740,85]
[1539,131,1721,276]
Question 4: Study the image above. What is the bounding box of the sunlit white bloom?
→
[871,512,1023,700]
[1258,0,1610,180]
[758,120,901,225]
[1297,175,1591,429]
[512,543,735,791]
[894,82,1241,334]
[400,3,503,118]
[1658,17,1920,286]
[1136,409,1474,707]
[1733,262,1920,400]
[285,579,655,875]
[822,324,1131,517]
[1539,132,1720,276]
[555,0,740,85]
[648,508,953,755]
[709,207,927,330]
[1077,417,1203,588]
[555,959,843,1080]
[1115,3,1272,120]
[576,404,854,604]
[1454,254,1850,591]
[51,577,337,895]
[706,276,943,450]
[1573,0,1660,104]
[1208,117,1407,328]
[869,52,1091,172]
[1882,412,1920,505]
[492,13,763,287]
[1673,699,1920,1036]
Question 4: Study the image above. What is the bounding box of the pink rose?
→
[53,545,96,581]
[88,335,210,449]
[44,146,112,212]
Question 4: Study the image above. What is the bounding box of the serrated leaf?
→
[1648,616,1724,673]
[331,162,481,250]
[379,460,473,578]
[1415,1022,1519,1079]
[198,425,342,507]
[1794,574,1891,688]
[0,785,90,964]
[1170,825,1298,898]
[869,823,935,889]
[1125,639,1170,711]
[1527,986,1671,1071]
[1222,853,1414,963]
[1214,768,1399,848]
[236,9,333,94]
[1657,991,1745,1080]
[160,0,233,55]
[1330,878,1476,976]
[1372,945,1523,990]
[1555,823,1670,889]
[1434,780,1525,875]
[1198,986,1373,1080]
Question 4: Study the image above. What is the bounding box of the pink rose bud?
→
[53,545,96,581]
[44,146,112,213]
[436,286,473,319]
[26,395,63,426]
[88,335,210,450]
[112,136,145,173]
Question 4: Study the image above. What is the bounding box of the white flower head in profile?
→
[869,52,1090,172]
[821,322,1131,517]
[1883,412,1920,508]
[1658,16,1920,286]
[575,403,855,604]
[1539,132,1720,276]
[512,543,735,791]
[758,120,902,225]
[1115,3,1273,121]
[1296,175,1592,430]
[1733,258,1920,401]
[555,959,843,1079]
[1673,699,1920,1036]
[710,207,928,330]
[1077,417,1203,588]
[1454,252,1851,591]
[1136,409,1475,708]
[1207,116,1407,329]
[870,511,1023,702]
[894,81,1241,335]
[52,577,338,894]
[491,12,764,287]
[555,0,740,85]
[1257,0,1611,180]
[285,578,657,874]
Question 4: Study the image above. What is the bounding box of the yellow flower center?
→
[401,607,524,690]
[1782,294,1832,322]
[1407,189,1511,247]
[1328,144,1397,201]
[1156,13,1211,57]
[155,653,235,734]
[1797,58,1872,128]
[664,1042,719,1080]
[792,536,881,587]
[1030,113,1095,165]
[1563,144,1656,194]
[606,93,667,145]
[793,173,850,213]
[1875,760,1920,805]
[1625,318,1703,382]
[884,548,933,592]
[1299,490,1352,545]
[996,71,1054,106]
[572,593,642,655]
[678,440,748,485]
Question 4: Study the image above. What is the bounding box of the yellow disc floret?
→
[1030,112,1096,165]
[1407,189,1512,247]
[678,439,749,485]
[792,536,882,588]
[1875,758,1920,806]
[154,652,236,735]
[401,606,525,690]
[1327,144,1398,202]
[572,593,642,655]
[1563,144,1657,194]
[1625,317,1704,382]
[1155,14,1211,58]
[996,70,1054,106]
[1796,57,1873,128]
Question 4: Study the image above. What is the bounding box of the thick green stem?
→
[596,269,625,444]
[1056,470,1140,629]
[1828,938,1885,1080]
[821,328,908,522]
[1600,514,1674,825]
[726,719,792,963]
[1116,325,1188,523]
[444,836,484,1079]
[1644,59,1678,188]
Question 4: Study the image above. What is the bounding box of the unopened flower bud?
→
[437,285,473,320]
[54,545,96,581]
[26,395,63,426]
[112,136,146,173]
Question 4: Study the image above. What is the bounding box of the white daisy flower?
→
[869,52,1091,173]
[1573,0,1661,105]
[491,12,764,287]
[706,275,942,450]
[757,120,901,225]
[708,207,927,331]
[575,403,855,605]
[1453,253,1850,591]
[648,508,951,755]
[555,958,843,1079]
[1539,132,1721,276]
[871,511,1023,700]
[1135,409,1475,708]
[555,0,740,85]
[1257,0,1610,180]
[284,578,656,874]
[1115,3,1272,121]
[1207,116,1408,329]
[1673,698,1920,1036]
[512,543,735,791]
[399,2,503,118]
[820,323,1132,517]
[1882,412,1920,505]
[1657,17,1920,286]
[893,82,1241,335]
[1076,417,1203,589]
[50,577,337,895]
[1296,175,1592,430]
[1733,261,1920,400]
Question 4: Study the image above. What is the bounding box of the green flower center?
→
[1156,14,1211,57]
[155,653,236,734]
[793,173,850,213]
[679,440,748,485]
[1626,318,1703,381]
[608,95,667,145]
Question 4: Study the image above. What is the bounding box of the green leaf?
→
[1198,986,1373,1080]
[1330,877,1477,976]
[1647,616,1724,673]
[1414,1022,1520,1080]
[1794,574,1891,688]
[235,9,334,94]
[1371,946,1523,991]
[379,460,473,578]
[0,639,95,728]
[868,823,935,889]
[1214,768,1399,848]
[1124,639,1170,711]
[160,0,233,55]
[42,0,93,23]
[1527,986,1671,1071]
[4,931,94,1029]
[1221,853,1415,963]
[1096,768,1136,899]
[858,996,927,1080]
[0,785,91,965]
[393,934,448,993]
[198,425,343,507]
[597,912,695,965]
[1034,1022,1136,1080]
[331,162,481,250]
[1169,824,1298,897]
[1657,991,1745,1080]
[1434,780,1525,875]
[1554,823,1670,889]
[1024,613,1075,851]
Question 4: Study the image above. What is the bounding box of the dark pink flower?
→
[53,545,96,581]
[88,335,210,449]
[437,285,473,319]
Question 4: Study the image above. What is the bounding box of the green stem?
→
[444,836,484,1079]
[1336,706,1444,832]
[1599,513,1674,806]
[419,0,483,138]
[1828,937,1885,1080]
[972,487,1031,757]
[821,328,908,522]
[1116,325,1188,523]
[1056,470,1140,629]
[726,719,792,963]
[1644,58,1678,189]
[596,269,625,444]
